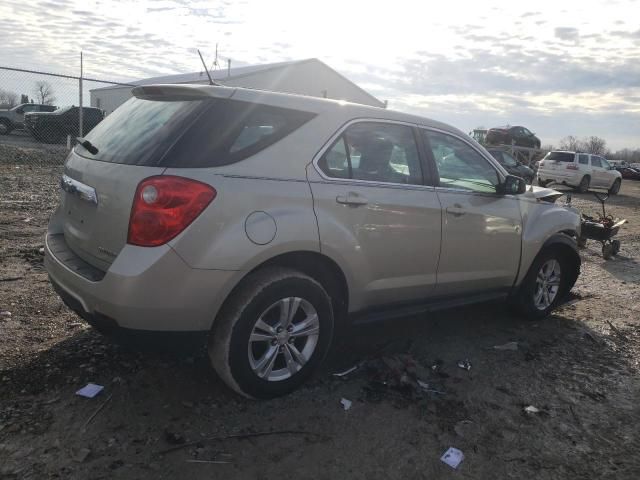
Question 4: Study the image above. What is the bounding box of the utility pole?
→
[227,58,231,77]
[79,51,83,137]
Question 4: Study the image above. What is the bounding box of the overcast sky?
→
[1,0,638,150]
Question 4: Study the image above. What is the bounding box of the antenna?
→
[197,49,216,86]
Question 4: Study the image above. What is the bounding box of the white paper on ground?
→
[340,398,352,411]
[440,447,464,469]
[76,383,104,398]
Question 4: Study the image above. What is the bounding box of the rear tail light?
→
[128,176,216,247]
[566,164,579,170]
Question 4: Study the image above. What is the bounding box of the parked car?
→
[485,125,541,149]
[24,106,104,143]
[45,84,582,398]
[615,166,640,180]
[0,103,57,134]
[486,148,535,183]
[537,151,622,194]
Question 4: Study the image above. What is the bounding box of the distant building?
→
[90,58,384,114]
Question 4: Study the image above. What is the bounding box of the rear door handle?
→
[336,192,368,206]
[446,204,466,217]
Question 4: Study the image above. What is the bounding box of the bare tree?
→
[558,135,582,152]
[0,89,18,107]
[33,81,56,105]
[583,136,607,155]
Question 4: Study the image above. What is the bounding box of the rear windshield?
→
[546,152,575,162]
[76,97,315,167]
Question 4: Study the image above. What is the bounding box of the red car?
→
[616,167,640,180]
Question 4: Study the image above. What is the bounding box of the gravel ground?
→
[1,144,639,479]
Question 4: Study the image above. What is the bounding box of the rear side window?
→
[546,152,575,162]
[77,97,315,167]
[579,154,589,165]
[318,122,422,185]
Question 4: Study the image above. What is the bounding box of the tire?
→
[209,267,334,399]
[577,176,590,193]
[513,248,573,320]
[537,178,547,187]
[0,119,12,135]
[608,178,621,195]
[602,243,614,260]
[612,240,621,255]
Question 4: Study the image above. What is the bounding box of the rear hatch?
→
[542,151,575,171]
[59,87,233,271]
[57,85,316,271]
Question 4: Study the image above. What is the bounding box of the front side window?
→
[591,156,602,168]
[501,152,518,167]
[424,130,499,193]
[601,158,611,169]
[319,122,422,185]
[579,154,589,165]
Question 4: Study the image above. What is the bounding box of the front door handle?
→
[446,204,466,217]
[336,192,368,206]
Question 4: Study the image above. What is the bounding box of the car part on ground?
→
[577,192,627,259]
[44,84,582,398]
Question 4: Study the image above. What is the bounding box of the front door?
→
[422,129,522,296]
[309,121,442,310]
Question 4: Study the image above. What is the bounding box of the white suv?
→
[537,151,622,194]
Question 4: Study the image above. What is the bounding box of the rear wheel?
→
[608,178,621,195]
[209,267,334,398]
[577,175,590,193]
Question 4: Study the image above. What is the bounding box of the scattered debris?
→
[333,364,360,377]
[0,277,23,282]
[83,393,113,428]
[524,405,541,414]
[493,341,519,351]
[457,359,472,371]
[76,383,104,398]
[0,311,11,318]
[340,398,353,411]
[158,430,329,455]
[440,447,464,469]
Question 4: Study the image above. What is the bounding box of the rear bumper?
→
[537,169,581,186]
[45,232,238,332]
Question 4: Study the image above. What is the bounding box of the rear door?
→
[422,129,522,296]
[309,120,442,309]
[589,156,606,187]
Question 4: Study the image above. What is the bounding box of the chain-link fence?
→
[0,66,136,165]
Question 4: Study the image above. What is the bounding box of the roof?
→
[91,58,384,107]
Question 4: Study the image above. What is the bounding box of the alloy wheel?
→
[248,297,320,382]
[533,259,562,310]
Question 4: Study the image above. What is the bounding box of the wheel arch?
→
[213,250,350,329]
[539,232,581,292]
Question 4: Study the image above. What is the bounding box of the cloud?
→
[554,27,580,41]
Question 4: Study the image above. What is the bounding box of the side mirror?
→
[498,175,526,195]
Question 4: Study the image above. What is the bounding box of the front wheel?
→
[209,267,334,398]
[513,249,572,319]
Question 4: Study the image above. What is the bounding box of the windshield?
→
[546,152,575,162]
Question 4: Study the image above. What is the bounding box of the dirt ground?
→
[1,144,639,479]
